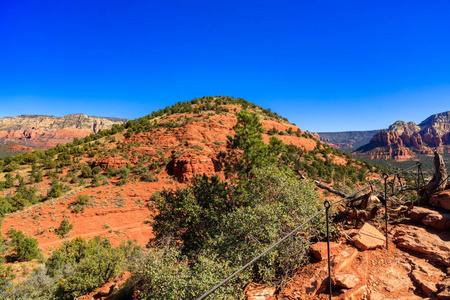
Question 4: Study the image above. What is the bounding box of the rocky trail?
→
[38,221,153,249]
[246,204,450,300]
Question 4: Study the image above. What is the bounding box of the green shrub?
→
[47,179,71,199]
[116,167,130,179]
[4,173,14,188]
[71,204,85,214]
[141,172,159,182]
[55,219,73,238]
[0,197,12,217]
[138,246,243,300]
[46,237,142,299]
[3,161,20,172]
[81,166,93,178]
[92,166,103,175]
[116,178,128,186]
[107,167,116,178]
[6,229,41,262]
[0,265,15,286]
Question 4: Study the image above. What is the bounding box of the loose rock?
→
[353,223,385,250]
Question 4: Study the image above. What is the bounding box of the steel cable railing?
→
[196,162,422,300]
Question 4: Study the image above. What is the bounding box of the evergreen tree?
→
[220,110,285,176]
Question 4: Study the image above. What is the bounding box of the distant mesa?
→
[0,114,128,153]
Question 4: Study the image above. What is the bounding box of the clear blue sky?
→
[1,0,449,132]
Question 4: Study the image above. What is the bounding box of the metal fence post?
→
[324,200,332,300]
[417,162,421,206]
[383,174,389,250]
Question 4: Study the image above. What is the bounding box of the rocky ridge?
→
[354,111,450,161]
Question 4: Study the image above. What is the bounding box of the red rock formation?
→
[172,152,217,183]
[369,130,403,147]
[355,111,450,160]
[95,157,129,170]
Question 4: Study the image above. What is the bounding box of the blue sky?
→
[1,0,449,132]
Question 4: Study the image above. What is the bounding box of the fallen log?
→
[293,169,348,198]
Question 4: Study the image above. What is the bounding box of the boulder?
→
[331,247,358,272]
[332,272,359,289]
[422,211,450,230]
[410,206,450,230]
[410,207,437,222]
[411,270,438,296]
[310,241,339,261]
[353,223,385,250]
[430,190,450,211]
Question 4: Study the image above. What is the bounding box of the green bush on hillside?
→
[46,237,142,299]
[55,219,73,238]
[6,229,41,262]
[0,237,142,300]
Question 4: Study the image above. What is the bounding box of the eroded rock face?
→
[95,157,129,170]
[389,121,421,136]
[370,130,403,147]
